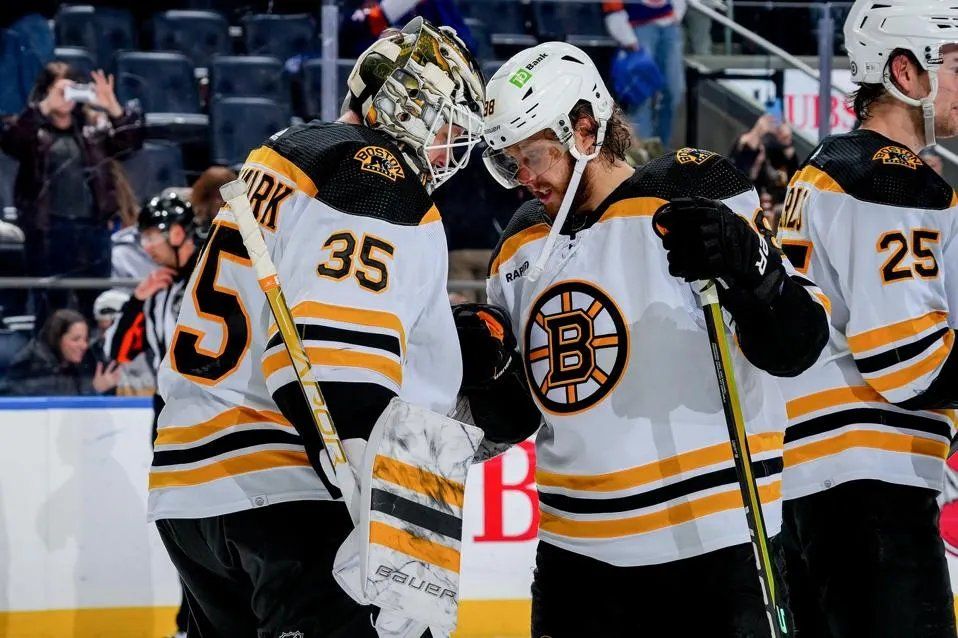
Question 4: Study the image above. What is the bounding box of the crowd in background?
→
[0,0,946,397]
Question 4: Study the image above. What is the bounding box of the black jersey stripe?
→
[266,323,402,357]
[152,428,303,467]
[371,488,463,540]
[784,407,952,444]
[854,327,950,374]
[537,458,783,515]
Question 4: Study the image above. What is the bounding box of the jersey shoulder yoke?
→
[259,121,436,225]
[804,130,954,210]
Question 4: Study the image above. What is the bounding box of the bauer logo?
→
[354,146,406,181]
[374,565,457,599]
[524,280,629,415]
[278,632,304,638]
[872,145,922,169]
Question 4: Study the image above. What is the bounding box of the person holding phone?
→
[0,61,144,322]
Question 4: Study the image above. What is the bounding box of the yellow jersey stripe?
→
[783,430,949,466]
[268,301,406,352]
[155,407,292,446]
[262,346,402,386]
[599,197,668,223]
[866,331,953,393]
[787,385,885,420]
[149,449,311,489]
[847,310,948,354]
[490,224,550,276]
[420,205,441,225]
[535,432,783,492]
[540,481,781,539]
[368,521,460,573]
[790,165,844,194]
[372,456,465,509]
[813,291,832,316]
[245,146,318,197]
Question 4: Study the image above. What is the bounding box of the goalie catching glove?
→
[653,196,784,305]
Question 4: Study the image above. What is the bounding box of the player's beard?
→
[542,153,594,219]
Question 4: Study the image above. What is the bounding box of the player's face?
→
[427,123,466,169]
[140,228,178,268]
[503,136,571,214]
[934,45,958,139]
[59,321,89,365]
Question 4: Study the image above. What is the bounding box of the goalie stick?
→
[696,279,787,638]
[219,179,360,524]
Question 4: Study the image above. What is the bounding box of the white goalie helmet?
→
[845,0,958,145]
[481,41,614,189]
[345,17,486,192]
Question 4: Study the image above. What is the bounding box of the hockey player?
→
[776,2,958,635]
[458,42,829,636]
[149,18,485,637]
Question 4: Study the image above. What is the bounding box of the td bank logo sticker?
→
[525,280,629,415]
[509,68,533,88]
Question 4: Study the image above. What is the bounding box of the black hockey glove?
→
[653,196,784,305]
[453,303,517,392]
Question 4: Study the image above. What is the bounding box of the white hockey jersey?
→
[487,149,827,566]
[148,122,462,522]
[778,129,957,500]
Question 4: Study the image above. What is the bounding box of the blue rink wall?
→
[0,398,537,637]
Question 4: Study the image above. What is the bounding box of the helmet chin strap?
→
[527,119,608,283]
[883,68,939,149]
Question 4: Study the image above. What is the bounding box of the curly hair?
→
[568,100,633,163]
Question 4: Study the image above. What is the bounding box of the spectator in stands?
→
[189,165,237,227]
[110,160,155,282]
[0,308,120,396]
[91,288,155,396]
[729,114,799,202]
[0,61,144,320]
[603,0,685,147]
[341,0,475,58]
[921,148,945,177]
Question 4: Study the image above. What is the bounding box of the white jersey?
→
[487,149,826,567]
[149,122,461,522]
[778,129,957,500]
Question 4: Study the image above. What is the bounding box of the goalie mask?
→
[345,17,485,192]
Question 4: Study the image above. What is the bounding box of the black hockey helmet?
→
[138,193,194,234]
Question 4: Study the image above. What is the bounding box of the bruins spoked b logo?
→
[525,281,629,414]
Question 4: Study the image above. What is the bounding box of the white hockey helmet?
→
[481,41,614,188]
[345,17,486,192]
[93,289,130,322]
[845,0,958,145]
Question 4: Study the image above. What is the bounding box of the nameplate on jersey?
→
[872,146,922,170]
[354,146,405,182]
[524,280,629,415]
[239,166,295,232]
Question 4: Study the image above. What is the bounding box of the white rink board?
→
[0,398,538,615]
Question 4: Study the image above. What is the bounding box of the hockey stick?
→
[696,279,787,638]
[219,179,360,524]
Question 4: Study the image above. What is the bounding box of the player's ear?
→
[573,114,598,156]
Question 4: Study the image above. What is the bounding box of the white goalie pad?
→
[334,398,484,634]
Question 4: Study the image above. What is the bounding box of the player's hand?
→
[452,303,517,392]
[134,267,176,300]
[653,197,784,303]
[92,360,122,394]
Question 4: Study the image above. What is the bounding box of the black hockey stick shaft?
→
[702,293,787,638]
